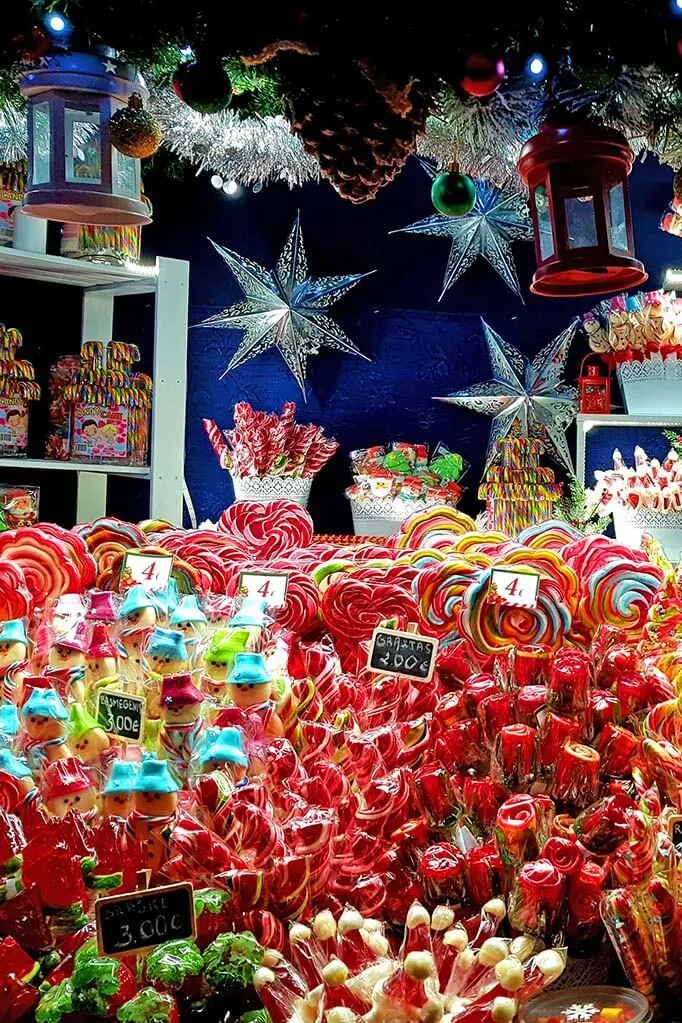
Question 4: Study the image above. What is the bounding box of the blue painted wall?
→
[142,154,680,534]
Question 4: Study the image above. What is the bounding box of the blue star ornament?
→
[435,318,579,472]
[196,214,373,396]
[394,178,532,300]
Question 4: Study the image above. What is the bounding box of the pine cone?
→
[284,58,428,202]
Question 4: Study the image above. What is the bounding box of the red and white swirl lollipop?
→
[320,576,418,641]
[218,499,313,558]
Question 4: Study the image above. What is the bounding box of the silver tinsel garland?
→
[418,81,541,185]
[0,99,27,165]
[148,88,318,188]
[2,64,682,193]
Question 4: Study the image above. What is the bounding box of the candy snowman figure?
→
[0,749,39,818]
[69,703,111,774]
[85,625,120,688]
[100,761,138,818]
[199,726,248,784]
[228,597,268,648]
[126,756,179,874]
[170,596,208,667]
[41,756,99,820]
[0,619,29,703]
[144,628,190,726]
[19,686,71,771]
[46,622,88,703]
[0,704,19,749]
[158,672,204,782]
[119,585,164,629]
[227,652,284,738]
[202,629,250,701]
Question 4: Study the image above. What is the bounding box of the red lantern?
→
[517,123,647,298]
[578,354,611,414]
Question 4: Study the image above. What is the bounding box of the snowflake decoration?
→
[564,1004,599,1022]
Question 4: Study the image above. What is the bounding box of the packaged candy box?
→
[46,341,151,466]
[0,324,40,456]
[0,163,24,248]
[347,440,465,535]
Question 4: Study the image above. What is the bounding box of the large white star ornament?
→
[394,177,533,300]
[435,318,579,472]
[196,214,373,396]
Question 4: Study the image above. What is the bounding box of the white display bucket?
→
[612,504,682,561]
[617,356,682,414]
[350,496,443,537]
[231,474,311,507]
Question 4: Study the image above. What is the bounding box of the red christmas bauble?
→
[460,53,505,98]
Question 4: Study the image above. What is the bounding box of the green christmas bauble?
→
[431,171,477,217]
[172,58,232,114]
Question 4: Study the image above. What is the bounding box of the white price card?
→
[489,567,540,609]
[121,551,174,592]
[238,570,289,609]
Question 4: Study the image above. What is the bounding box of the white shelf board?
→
[0,248,158,294]
[0,457,151,478]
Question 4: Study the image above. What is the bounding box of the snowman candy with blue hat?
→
[143,627,190,722]
[227,652,284,738]
[170,595,208,667]
[119,585,166,675]
[126,753,180,874]
[19,683,72,771]
[0,619,29,703]
[101,760,138,818]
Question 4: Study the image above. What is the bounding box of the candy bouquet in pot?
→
[5,504,682,1021]
[347,441,466,536]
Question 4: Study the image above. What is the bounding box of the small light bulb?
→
[179,45,194,58]
[672,0,682,13]
[528,55,546,78]
[224,180,239,195]
[47,12,67,32]
[210,174,223,189]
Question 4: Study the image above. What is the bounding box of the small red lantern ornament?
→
[517,122,647,298]
[578,354,611,414]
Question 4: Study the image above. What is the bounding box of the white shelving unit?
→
[0,247,189,524]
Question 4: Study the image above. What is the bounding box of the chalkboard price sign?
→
[96,882,195,956]
[367,627,438,682]
[669,815,682,850]
[97,690,145,743]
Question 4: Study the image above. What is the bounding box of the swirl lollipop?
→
[0,559,31,619]
[218,499,313,558]
[0,525,95,607]
[413,554,490,643]
[580,559,665,634]
[321,577,417,641]
[517,520,583,550]
[397,506,476,551]
[497,547,580,617]
[461,568,572,654]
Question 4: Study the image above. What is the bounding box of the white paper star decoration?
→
[394,176,532,301]
[435,318,579,472]
[196,214,373,396]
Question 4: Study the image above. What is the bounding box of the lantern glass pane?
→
[64,107,101,184]
[112,149,139,198]
[565,194,598,249]
[608,181,628,250]
[32,102,51,184]
[534,185,554,260]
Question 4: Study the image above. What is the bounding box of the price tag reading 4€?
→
[238,570,289,609]
[489,567,540,609]
[122,551,174,592]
